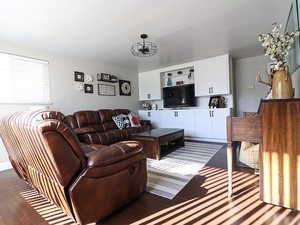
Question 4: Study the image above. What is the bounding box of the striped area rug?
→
[147,141,224,199]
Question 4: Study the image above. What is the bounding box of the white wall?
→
[0,40,139,116]
[0,40,139,167]
[234,55,270,116]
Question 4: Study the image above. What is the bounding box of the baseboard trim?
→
[0,162,12,171]
[185,137,226,143]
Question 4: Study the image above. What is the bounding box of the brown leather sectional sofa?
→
[0,109,150,225]
[64,109,150,145]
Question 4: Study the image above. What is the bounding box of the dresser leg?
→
[227,144,233,198]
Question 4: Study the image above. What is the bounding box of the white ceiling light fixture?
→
[131,34,158,57]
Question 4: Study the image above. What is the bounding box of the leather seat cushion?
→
[87,141,143,167]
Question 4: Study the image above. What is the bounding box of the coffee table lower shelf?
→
[132,128,184,160]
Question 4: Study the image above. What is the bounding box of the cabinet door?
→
[150,111,161,129]
[138,70,161,100]
[209,55,230,95]
[138,110,148,120]
[177,110,193,137]
[193,109,212,138]
[211,108,231,139]
[194,59,212,96]
[194,54,230,96]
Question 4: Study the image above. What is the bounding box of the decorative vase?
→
[272,67,294,99]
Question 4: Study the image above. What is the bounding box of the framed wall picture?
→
[74,71,84,82]
[119,80,131,96]
[84,84,93,94]
[98,84,116,96]
[97,73,118,83]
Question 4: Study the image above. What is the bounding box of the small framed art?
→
[119,80,131,96]
[74,71,84,82]
[84,84,93,94]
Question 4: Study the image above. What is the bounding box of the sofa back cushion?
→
[63,115,79,129]
[114,109,130,116]
[74,111,103,132]
[98,110,117,131]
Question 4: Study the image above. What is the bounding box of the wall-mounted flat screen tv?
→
[163,84,196,108]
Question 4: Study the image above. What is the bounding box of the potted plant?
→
[259,23,299,99]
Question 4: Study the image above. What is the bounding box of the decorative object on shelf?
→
[131,34,158,57]
[259,23,299,99]
[75,82,84,91]
[119,80,131,96]
[74,71,84,82]
[142,102,151,110]
[167,73,172,87]
[152,104,158,110]
[218,96,226,108]
[209,96,221,108]
[176,81,184,86]
[97,73,118,83]
[188,69,194,80]
[84,84,93,94]
[98,84,116,96]
[85,74,94,83]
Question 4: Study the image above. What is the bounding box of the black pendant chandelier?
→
[131,34,158,57]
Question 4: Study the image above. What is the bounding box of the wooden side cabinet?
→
[260,99,300,210]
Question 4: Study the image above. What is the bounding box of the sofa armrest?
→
[83,141,145,178]
[87,141,142,167]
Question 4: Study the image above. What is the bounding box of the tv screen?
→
[163,84,195,108]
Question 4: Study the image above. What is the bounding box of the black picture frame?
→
[98,84,116,96]
[119,80,131,96]
[97,73,118,83]
[84,84,93,94]
[209,96,221,108]
[74,71,84,82]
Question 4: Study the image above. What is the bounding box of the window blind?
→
[0,52,50,104]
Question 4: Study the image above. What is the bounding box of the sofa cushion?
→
[98,109,114,123]
[74,111,103,132]
[74,127,97,135]
[114,109,130,116]
[63,115,79,129]
[81,129,123,145]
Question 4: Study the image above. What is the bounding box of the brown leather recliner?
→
[0,110,147,225]
[64,109,151,145]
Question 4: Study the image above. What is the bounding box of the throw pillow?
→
[128,113,141,127]
[121,114,131,128]
[112,114,132,129]
[112,115,125,129]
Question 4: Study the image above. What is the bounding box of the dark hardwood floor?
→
[1,145,300,225]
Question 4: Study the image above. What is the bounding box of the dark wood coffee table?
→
[132,128,184,160]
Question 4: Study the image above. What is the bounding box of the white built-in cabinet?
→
[138,54,231,100]
[194,54,230,96]
[138,70,161,100]
[138,54,232,142]
[139,108,231,142]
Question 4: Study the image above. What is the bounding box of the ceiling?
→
[0,0,292,72]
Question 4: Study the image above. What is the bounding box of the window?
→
[0,52,50,104]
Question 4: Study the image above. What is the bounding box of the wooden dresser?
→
[227,99,300,210]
